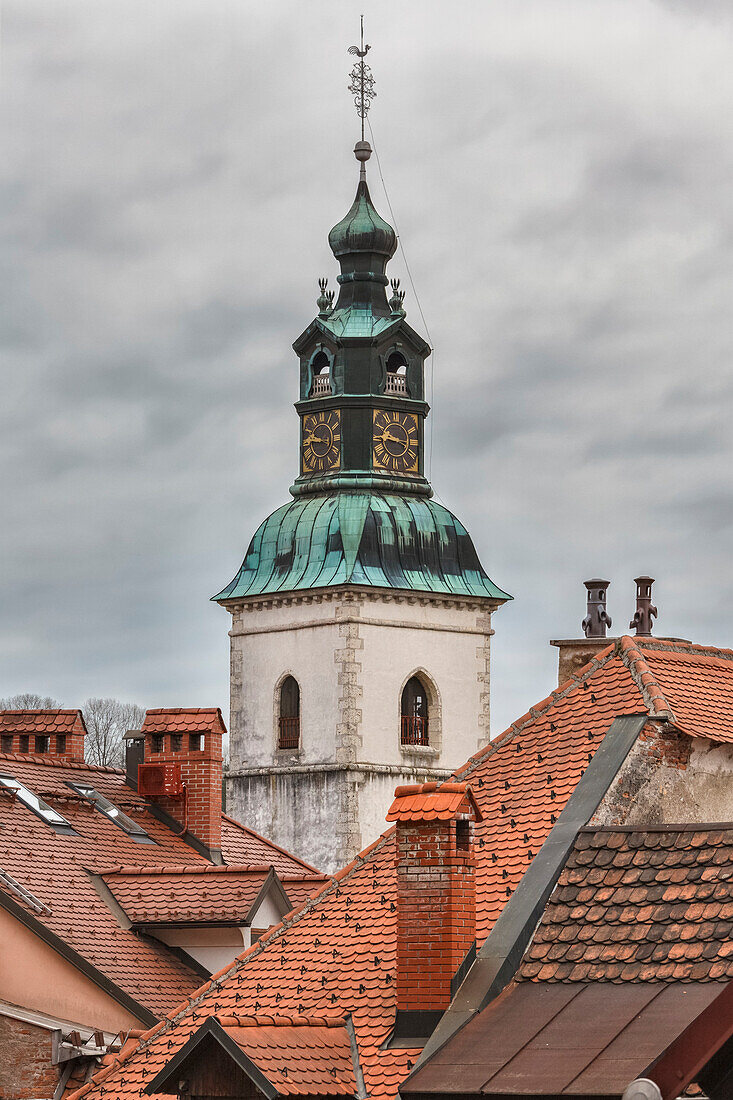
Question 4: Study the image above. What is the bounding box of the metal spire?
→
[348,16,375,178]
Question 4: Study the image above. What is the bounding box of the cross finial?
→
[348,16,375,147]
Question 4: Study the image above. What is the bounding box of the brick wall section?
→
[142,710,225,852]
[395,817,476,1012]
[0,1014,58,1099]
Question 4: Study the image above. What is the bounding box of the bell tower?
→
[292,136,432,503]
[215,35,510,873]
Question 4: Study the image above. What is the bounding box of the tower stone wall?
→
[225,587,495,872]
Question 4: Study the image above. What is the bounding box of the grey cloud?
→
[1,0,733,739]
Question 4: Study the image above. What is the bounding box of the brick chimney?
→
[386,781,482,1040]
[551,579,618,686]
[140,709,225,857]
[0,710,87,762]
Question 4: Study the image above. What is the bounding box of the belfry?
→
[215,39,510,871]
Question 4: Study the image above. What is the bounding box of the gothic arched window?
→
[278,676,301,750]
[401,676,429,746]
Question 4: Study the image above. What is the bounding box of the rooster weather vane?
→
[348,15,375,141]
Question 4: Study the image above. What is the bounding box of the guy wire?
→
[366,117,437,484]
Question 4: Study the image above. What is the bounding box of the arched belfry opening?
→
[385,350,408,395]
[278,676,300,750]
[401,675,429,746]
[310,350,332,397]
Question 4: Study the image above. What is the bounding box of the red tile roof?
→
[0,710,87,734]
[102,866,276,925]
[0,750,322,1021]
[68,636,733,1100]
[142,708,226,734]
[520,825,733,984]
[215,1015,357,1096]
[386,782,482,823]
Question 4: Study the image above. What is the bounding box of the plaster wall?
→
[594,724,733,827]
[358,610,490,770]
[227,763,452,873]
[152,925,248,974]
[229,599,342,769]
[0,907,143,1035]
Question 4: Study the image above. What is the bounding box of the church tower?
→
[215,42,510,872]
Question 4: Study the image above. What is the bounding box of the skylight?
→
[66,782,154,843]
[0,774,76,835]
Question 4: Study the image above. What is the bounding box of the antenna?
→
[348,15,375,144]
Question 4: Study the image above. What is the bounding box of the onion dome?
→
[328,178,397,261]
[213,493,512,603]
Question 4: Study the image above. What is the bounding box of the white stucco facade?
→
[224,586,499,872]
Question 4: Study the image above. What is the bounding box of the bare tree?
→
[82,698,145,768]
[0,693,62,709]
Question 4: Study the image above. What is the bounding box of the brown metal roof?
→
[404,980,721,1098]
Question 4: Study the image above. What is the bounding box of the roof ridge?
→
[617,635,675,721]
[636,637,733,662]
[454,639,627,780]
[145,707,222,714]
[0,708,81,716]
[216,1013,347,1029]
[0,751,123,774]
[102,863,274,877]
[69,828,396,1097]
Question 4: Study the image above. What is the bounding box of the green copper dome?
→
[213,493,511,602]
[328,179,397,260]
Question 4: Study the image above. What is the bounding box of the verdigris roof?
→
[328,179,397,260]
[213,493,511,602]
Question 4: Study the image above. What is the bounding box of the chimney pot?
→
[630,576,657,636]
[581,579,611,638]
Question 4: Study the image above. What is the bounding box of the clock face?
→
[372,410,419,475]
[301,410,341,474]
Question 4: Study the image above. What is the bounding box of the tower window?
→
[385,352,408,396]
[401,676,429,746]
[310,351,332,397]
[278,676,301,750]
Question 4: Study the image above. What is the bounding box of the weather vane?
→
[348,15,375,142]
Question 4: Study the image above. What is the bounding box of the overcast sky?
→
[1,0,732,738]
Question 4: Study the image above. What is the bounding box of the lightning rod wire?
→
[366,117,438,487]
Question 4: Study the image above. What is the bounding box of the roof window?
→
[0,774,76,835]
[66,782,153,843]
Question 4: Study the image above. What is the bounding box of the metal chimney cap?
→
[584,578,610,590]
[621,1080,661,1100]
[634,575,655,585]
